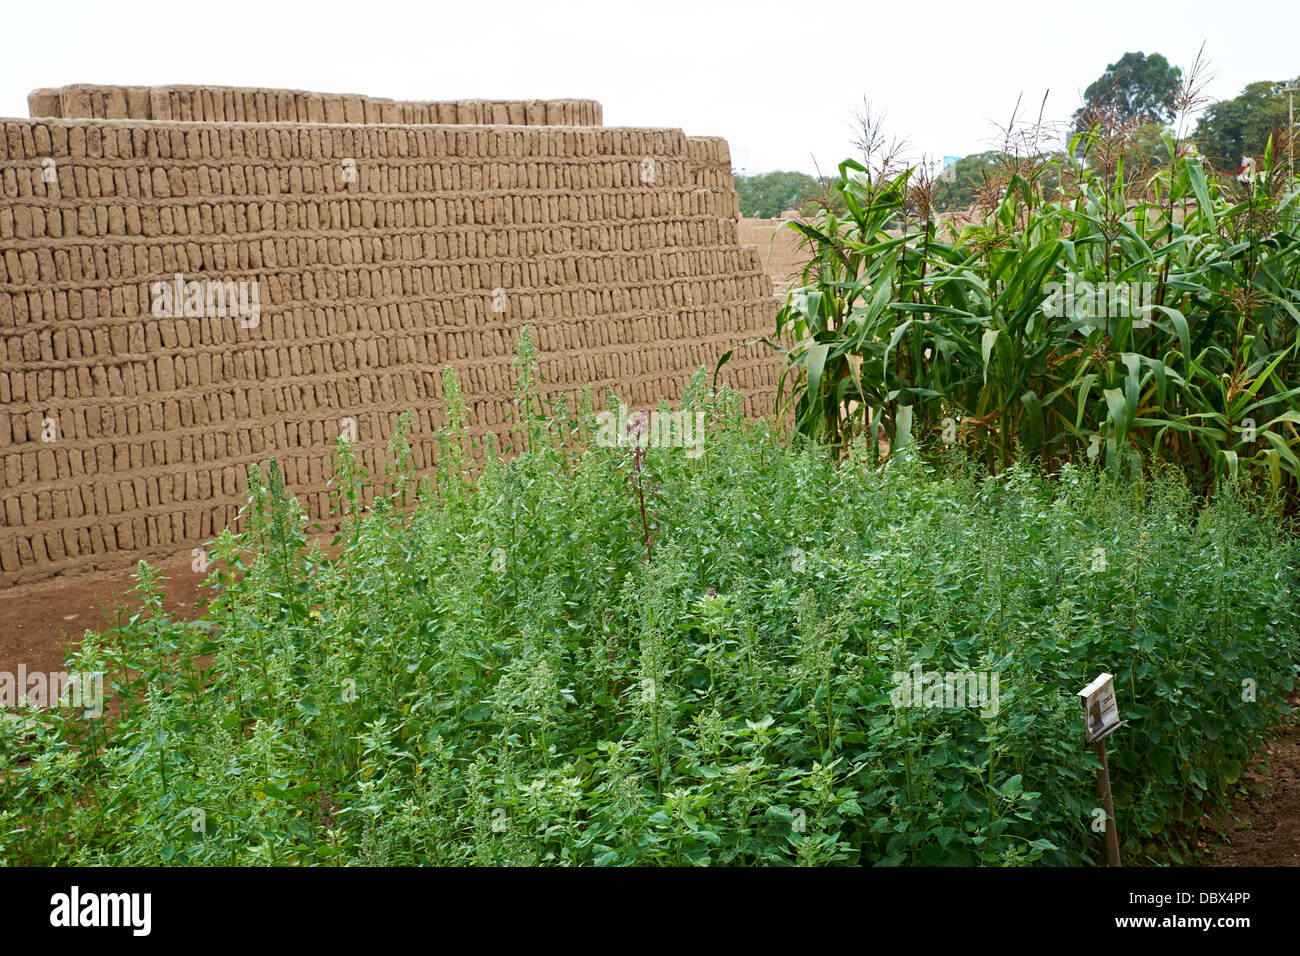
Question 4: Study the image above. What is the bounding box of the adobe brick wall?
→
[0,91,782,586]
[736,216,808,296]
[28,84,603,127]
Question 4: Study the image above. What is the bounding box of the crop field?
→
[3,48,1300,878]
[2,339,1297,865]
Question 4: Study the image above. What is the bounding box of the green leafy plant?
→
[2,343,1295,866]
[769,113,1300,497]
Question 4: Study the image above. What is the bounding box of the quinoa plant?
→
[2,339,1296,866]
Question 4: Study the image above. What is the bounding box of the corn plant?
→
[769,128,1300,496]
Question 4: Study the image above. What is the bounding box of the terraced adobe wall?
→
[0,92,781,584]
[28,84,603,127]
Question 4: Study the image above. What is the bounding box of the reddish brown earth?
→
[1208,696,1300,866]
[2,563,1298,866]
[0,549,208,679]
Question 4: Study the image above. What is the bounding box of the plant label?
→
[1078,672,1122,745]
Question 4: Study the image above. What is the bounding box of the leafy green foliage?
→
[773,133,1300,496]
[735,170,822,218]
[2,353,1295,866]
[935,151,1008,211]
[1196,80,1297,170]
[1075,52,1183,129]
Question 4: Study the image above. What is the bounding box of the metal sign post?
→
[1078,673,1124,867]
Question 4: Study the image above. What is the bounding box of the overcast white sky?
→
[1,0,1296,175]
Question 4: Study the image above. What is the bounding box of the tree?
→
[934,152,1064,210]
[934,151,1006,210]
[733,170,821,218]
[1195,80,1294,171]
[1074,52,1182,130]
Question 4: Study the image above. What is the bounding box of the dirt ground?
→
[0,550,208,680]
[1207,697,1300,866]
[1,561,1297,866]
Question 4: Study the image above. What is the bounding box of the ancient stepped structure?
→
[0,84,783,585]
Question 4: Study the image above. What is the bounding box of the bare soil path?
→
[1208,697,1300,866]
[0,550,207,679]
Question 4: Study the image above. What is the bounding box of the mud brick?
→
[0,99,780,584]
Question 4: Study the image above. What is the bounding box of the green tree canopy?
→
[1074,52,1182,129]
[1194,80,1295,171]
[935,151,1006,210]
[734,170,821,218]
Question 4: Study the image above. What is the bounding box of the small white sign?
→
[1078,672,1122,745]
